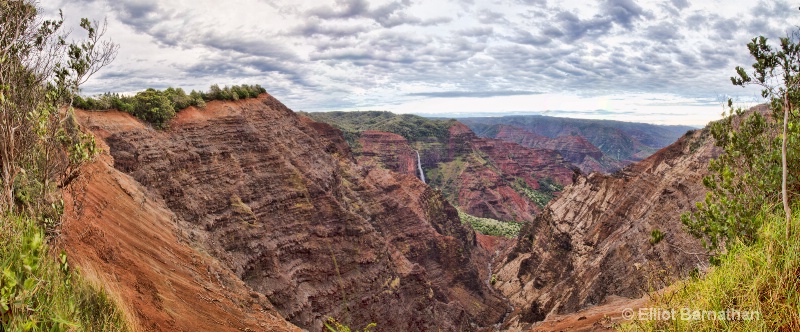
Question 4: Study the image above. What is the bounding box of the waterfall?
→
[415,150,426,184]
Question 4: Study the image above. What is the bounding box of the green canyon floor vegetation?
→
[458,209,523,238]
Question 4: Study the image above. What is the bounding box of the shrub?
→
[72,84,267,128]
[0,214,128,331]
[682,104,797,253]
[686,28,800,253]
[650,229,665,245]
[324,317,376,332]
[131,89,175,129]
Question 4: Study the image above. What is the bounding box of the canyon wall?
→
[493,125,624,173]
[493,128,718,329]
[75,95,507,331]
[462,116,694,172]
[61,116,302,332]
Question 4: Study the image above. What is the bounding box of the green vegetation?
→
[325,317,376,332]
[649,229,664,245]
[426,156,468,202]
[621,211,800,331]
[730,33,800,237]
[1,214,128,330]
[682,34,800,253]
[325,317,378,332]
[680,106,783,252]
[1,0,114,213]
[301,111,456,146]
[1,1,129,329]
[73,84,267,129]
[458,209,523,238]
[511,177,563,208]
[629,25,800,331]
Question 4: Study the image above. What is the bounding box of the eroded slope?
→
[493,128,718,329]
[76,95,507,331]
[60,141,301,331]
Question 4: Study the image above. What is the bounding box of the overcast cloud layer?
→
[42,0,799,126]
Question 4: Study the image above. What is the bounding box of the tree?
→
[683,28,800,254]
[681,104,783,251]
[0,0,117,213]
[731,31,800,239]
[132,89,175,129]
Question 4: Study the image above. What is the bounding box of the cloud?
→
[406,91,543,98]
[601,0,649,28]
[670,0,690,10]
[305,0,441,28]
[37,0,797,125]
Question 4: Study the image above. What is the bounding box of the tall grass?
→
[0,214,129,331]
[620,210,800,331]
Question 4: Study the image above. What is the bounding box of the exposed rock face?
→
[494,125,623,174]
[493,125,550,148]
[77,95,507,331]
[340,121,576,223]
[60,122,301,332]
[431,122,575,222]
[356,130,418,178]
[493,128,718,329]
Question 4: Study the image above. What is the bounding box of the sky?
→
[40,0,799,126]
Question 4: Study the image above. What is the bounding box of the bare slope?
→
[60,133,301,331]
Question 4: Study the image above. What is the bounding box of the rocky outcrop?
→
[60,127,301,331]
[493,128,718,329]
[76,95,507,331]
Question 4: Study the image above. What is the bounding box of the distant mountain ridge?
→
[459,115,694,172]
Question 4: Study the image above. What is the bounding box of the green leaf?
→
[23,278,35,291]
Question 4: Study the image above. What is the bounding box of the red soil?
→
[59,111,300,332]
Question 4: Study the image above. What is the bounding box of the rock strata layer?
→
[493,128,718,329]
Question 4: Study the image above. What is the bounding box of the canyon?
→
[61,94,719,331]
[304,112,577,224]
[68,95,507,331]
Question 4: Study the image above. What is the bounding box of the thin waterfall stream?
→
[416,150,426,184]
